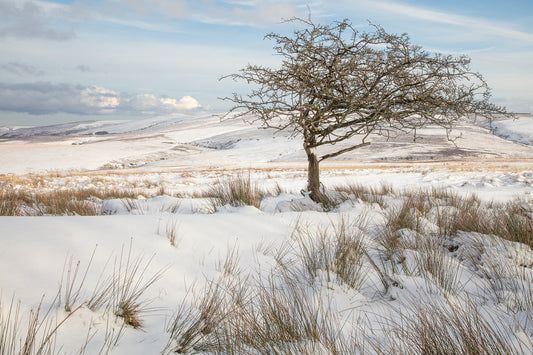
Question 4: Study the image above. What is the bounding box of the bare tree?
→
[221,17,507,203]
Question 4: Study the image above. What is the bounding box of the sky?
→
[1,0,532,126]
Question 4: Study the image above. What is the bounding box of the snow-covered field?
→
[1,114,532,353]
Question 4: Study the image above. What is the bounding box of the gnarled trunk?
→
[304,142,323,203]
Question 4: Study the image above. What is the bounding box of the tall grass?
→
[1,252,164,355]
[2,174,533,353]
[0,294,82,355]
[59,248,97,313]
[58,244,166,330]
[0,187,138,216]
[165,216,373,354]
[0,189,25,216]
[448,199,533,247]
[382,297,531,354]
[290,216,369,289]
[110,244,167,328]
[204,173,265,209]
[164,263,360,354]
[415,237,461,295]
[332,182,393,209]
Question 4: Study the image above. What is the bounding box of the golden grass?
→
[2,157,531,188]
[0,187,139,216]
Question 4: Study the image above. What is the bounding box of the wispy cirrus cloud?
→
[105,0,312,28]
[368,0,533,43]
[0,0,75,40]
[123,0,189,18]
[0,82,201,116]
[1,62,45,77]
[75,65,92,73]
[0,0,311,39]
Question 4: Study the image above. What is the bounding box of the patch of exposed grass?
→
[288,215,369,289]
[332,182,393,209]
[382,297,530,354]
[415,237,461,295]
[0,188,25,216]
[164,261,360,354]
[0,187,139,216]
[0,294,82,355]
[110,243,168,329]
[452,200,533,247]
[58,243,167,330]
[204,173,265,209]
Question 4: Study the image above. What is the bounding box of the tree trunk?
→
[304,144,323,203]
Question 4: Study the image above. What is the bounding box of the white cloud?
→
[174,96,201,110]
[80,86,120,113]
[125,94,201,114]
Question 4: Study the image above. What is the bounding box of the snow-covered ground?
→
[1,113,532,174]
[1,114,532,353]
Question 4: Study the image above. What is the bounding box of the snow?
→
[0,113,532,353]
[488,115,533,146]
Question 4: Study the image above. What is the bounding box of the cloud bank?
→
[0,82,201,115]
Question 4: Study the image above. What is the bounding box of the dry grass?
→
[381,297,531,354]
[204,173,265,209]
[462,234,533,312]
[59,248,96,313]
[0,294,82,355]
[165,217,180,247]
[110,244,167,328]
[57,244,166,330]
[415,237,461,295]
[2,170,533,353]
[0,243,166,354]
[165,216,374,354]
[164,263,360,354]
[289,215,369,289]
[164,209,533,354]
[0,187,138,216]
[331,182,393,209]
[0,188,25,216]
[367,186,533,248]
[451,200,533,247]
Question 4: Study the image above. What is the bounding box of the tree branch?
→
[319,142,371,162]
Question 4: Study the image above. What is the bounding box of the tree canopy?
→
[222,17,507,203]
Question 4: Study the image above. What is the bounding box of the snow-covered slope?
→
[0,113,532,174]
[488,115,533,146]
[1,113,532,354]
[0,113,200,138]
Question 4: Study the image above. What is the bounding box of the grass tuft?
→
[204,173,264,209]
[0,294,82,355]
[110,242,167,328]
[0,187,138,216]
[383,297,531,354]
[416,237,461,295]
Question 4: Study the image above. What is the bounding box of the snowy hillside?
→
[487,116,533,146]
[0,113,532,174]
[0,113,532,354]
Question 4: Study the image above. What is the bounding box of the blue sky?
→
[1,0,532,125]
